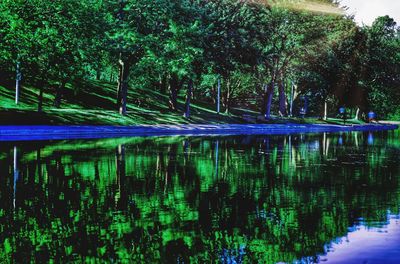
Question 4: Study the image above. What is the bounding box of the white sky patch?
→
[340,0,400,26]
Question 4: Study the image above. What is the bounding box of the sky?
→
[340,0,400,25]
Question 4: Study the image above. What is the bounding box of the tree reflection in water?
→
[0,130,399,263]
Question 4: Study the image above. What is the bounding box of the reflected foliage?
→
[0,131,400,262]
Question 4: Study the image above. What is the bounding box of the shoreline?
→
[0,123,397,141]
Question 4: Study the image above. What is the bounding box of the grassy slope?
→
[0,80,364,125]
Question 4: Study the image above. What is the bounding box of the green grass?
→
[0,80,247,125]
[0,80,365,125]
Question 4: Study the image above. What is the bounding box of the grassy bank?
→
[0,80,365,126]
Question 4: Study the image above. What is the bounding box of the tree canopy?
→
[1,0,399,120]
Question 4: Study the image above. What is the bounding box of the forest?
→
[0,0,399,122]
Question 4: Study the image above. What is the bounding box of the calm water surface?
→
[1,130,400,263]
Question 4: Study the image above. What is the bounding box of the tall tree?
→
[362,16,400,117]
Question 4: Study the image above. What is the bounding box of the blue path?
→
[0,124,397,141]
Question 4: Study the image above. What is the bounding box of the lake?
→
[1,130,400,263]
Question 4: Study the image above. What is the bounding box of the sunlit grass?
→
[0,82,251,125]
[1,80,367,126]
[270,0,344,15]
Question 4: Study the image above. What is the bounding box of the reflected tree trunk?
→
[264,137,270,158]
[13,146,19,209]
[223,144,229,180]
[156,152,165,177]
[165,144,177,193]
[288,135,293,169]
[36,147,42,182]
[322,133,330,157]
[354,132,359,148]
[214,140,219,180]
[183,139,189,164]
[94,161,100,180]
[115,144,126,208]
[155,152,165,193]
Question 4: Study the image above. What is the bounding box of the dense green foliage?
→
[0,0,399,120]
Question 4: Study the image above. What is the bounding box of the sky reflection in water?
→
[321,215,400,263]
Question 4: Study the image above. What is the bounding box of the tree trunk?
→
[278,81,287,116]
[116,58,123,109]
[225,79,231,114]
[15,61,21,105]
[96,69,101,80]
[289,82,294,117]
[168,75,184,111]
[117,58,130,115]
[168,76,178,111]
[265,82,275,119]
[323,100,328,120]
[184,79,192,119]
[38,86,44,112]
[217,78,221,114]
[159,75,167,94]
[355,107,360,120]
[53,80,66,108]
[109,71,114,83]
[261,84,268,115]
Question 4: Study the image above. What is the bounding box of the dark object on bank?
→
[368,111,377,123]
[339,107,347,125]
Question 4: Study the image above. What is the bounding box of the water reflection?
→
[321,215,400,263]
[0,130,399,263]
[368,132,374,145]
[13,146,19,209]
